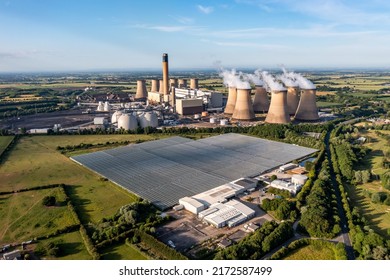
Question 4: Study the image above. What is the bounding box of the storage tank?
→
[138,112,158,128]
[220,119,228,125]
[103,101,110,112]
[97,101,104,112]
[210,117,216,124]
[117,114,138,131]
[111,111,122,124]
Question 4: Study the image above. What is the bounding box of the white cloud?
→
[170,16,194,25]
[133,24,192,32]
[197,5,214,14]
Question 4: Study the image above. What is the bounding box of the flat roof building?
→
[179,197,206,214]
[270,179,303,195]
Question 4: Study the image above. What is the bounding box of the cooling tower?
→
[170,78,178,89]
[294,89,319,121]
[190,78,199,89]
[232,88,255,120]
[151,79,159,92]
[265,90,290,124]
[178,79,187,88]
[135,80,148,100]
[224,87,237,115]
[253,86,270,113]
[287,87,300,115]
[162,53,169,95]
[159,80,164,94]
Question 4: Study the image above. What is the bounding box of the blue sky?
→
[1,0,390,72]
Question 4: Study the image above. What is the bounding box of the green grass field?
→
[0,187,77,244]
[0,136,14,155]
[101,243,148,260]
[347,182,390,237]
[36,231,92,260]
[0,135,162,224]
[358,130,390,176]
[282,243,337,260]
[349,129,390,237]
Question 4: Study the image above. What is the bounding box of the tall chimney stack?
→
[253,86,270,113]
[287,87,300,115]
[135,80,148,100]
[265,90,290,124]
[190,78,199,89]
[162,53,169,95]
[224,87,237,115]
[151,79,159,92]
[294,89,319,121]
[232,88,255,120]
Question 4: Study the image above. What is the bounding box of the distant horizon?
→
[2,1,390,72]
[1,66,390,76]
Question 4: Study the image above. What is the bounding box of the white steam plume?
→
[260,71,286,92]
[292,73,316,89]
[279,67,299,87]
[219,68,251,89]
[246,71,263,86]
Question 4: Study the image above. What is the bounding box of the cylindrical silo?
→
[253,86,270,113]
[111,111,122,124]
[232,88,255,120]
[117,114,138,131]
[294,89,319,121]
[265,90,290,124]
[224,87,237,115]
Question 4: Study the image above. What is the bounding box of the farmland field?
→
[0,135,163,223]
[0,187,77,244]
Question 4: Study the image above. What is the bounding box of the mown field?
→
[0,135,163,224]
[101,243,148,260]
[282,243,338,260]
[0,187,77,244]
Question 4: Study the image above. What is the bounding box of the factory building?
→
[291,174,308,186]
[176,99,203,115]
[270,179,303,195]
[178,178,257,228]
[179,197,206,214]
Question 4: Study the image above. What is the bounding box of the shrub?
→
[42,196,56,206]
